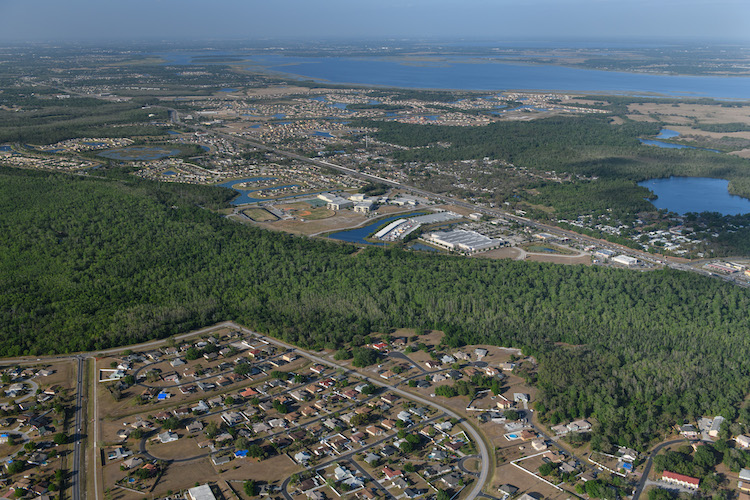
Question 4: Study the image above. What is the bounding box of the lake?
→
[329,212,427,245]
[638,177,750,215]
[248,54,750,99]
[639,128,720,152]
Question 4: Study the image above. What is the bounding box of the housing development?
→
[3,40,750,500]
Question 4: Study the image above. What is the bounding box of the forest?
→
[360,114,750,207]
[3,166,750,449]
[0,93,169,144]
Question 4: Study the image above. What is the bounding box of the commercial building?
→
[426,229,503,254]
[612,255,638,267]
[318,193,353,211]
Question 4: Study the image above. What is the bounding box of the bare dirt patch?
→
[525,253,591,265]
[474,247,523,260]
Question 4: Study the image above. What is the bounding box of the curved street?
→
[632,438,686,500]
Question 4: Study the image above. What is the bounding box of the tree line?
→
[3,166,750,449]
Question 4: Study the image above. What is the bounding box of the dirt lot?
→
[492,461,573,500]
[262,205,435,237]
[476,247,524,260]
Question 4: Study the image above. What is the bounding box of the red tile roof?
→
[662,471,700,487]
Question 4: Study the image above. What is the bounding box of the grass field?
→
[521,243,576,255]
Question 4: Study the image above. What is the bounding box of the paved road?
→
[186,119,750,289]
[388,351,426,374]
[71,357,84,500]
[632,438,686,500]
[228,323,492,500]
[279,414,442,500]
[458,455,481,477]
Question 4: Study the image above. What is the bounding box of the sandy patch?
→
[474,247,523,260]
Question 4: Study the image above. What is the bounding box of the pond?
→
[328,212,427,245]
[410,242,440,252]
[639,128,720,152]
[638,177,750,215]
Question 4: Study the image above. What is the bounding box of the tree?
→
[437,490,450,500]
[351,413,369,427]
[225,396,235,406]
[7,460,24,474]
[234,364,251,376]
[163,416,180,430]
[334,349,352,360]
[361,384,377,395]
[235,436,249,450]
[538,463,555,476]
[504,410,519,421]
[244,480,258,497]
[53,433,68,445]
[205,421,219,439]
[352,348,378,368]
[399,441,414,454]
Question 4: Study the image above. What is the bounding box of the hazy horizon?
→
[2,0,748,44]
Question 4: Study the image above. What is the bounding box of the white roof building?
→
[612,255,639,267]
[188,485,216,500]
[426,229,503,254]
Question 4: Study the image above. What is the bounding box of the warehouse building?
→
[612,255,639,267]
[426,230,503,254]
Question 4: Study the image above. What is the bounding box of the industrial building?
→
[425,229,503,254]
[373,211,463,241]
[612,255,638,267]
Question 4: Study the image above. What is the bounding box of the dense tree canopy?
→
[2,166,750,448]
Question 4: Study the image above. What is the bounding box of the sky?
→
[1,0,748,43]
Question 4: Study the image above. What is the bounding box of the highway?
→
[165,110,750,288]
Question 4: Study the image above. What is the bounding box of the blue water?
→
[314,131,333,138]
[329,212,427,245]
[163,171,177,176]
[249,124,261,128]
[217,176,314,205]
[166,130,181,135]
[656,128,680,139]
[248,54,750,99]
[217,177,276,190]
[199,146,210,152]
[220,88,238,92]
[309,96,327,102]
[330,102,348,110]
[0,146,10,151]
[639,177,750,215]
[410,242,439,252]
[639,139,720,153]
[272,113,286,119]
